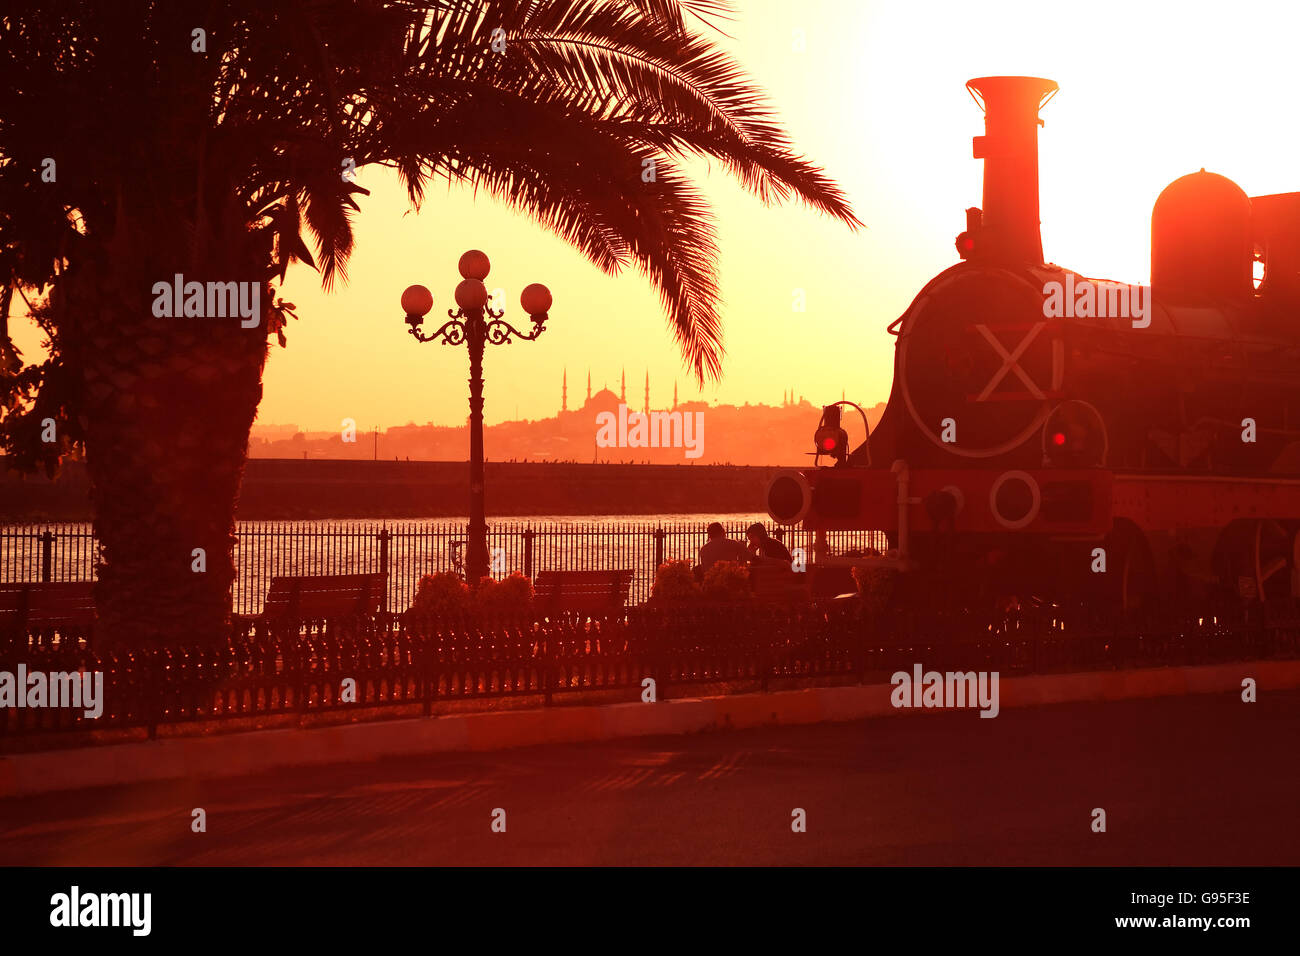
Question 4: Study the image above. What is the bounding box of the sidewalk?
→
[2,658,1297,798]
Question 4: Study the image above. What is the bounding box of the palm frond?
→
[0,0,861,385]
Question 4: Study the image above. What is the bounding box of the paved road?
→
[2,690,1297,865]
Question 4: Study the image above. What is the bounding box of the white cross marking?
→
[974,322,1047,401]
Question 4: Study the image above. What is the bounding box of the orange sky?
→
[11,0,1300,432]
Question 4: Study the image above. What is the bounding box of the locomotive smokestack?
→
[967,76,1058,264]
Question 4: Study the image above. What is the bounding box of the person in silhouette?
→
[745,522,792,568]
[697,522,749,579]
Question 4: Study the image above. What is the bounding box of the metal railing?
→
[0,525,97,586]
[0,521,889,614]
[3,600,1298,745]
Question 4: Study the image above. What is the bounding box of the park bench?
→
[534,570,632,616]
[808,565,858,601]
[0,581,96,637]
[748,565,813,605]
[241,573,389,630]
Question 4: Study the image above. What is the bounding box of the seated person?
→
[745,522,793,568]
[697,521,750,573]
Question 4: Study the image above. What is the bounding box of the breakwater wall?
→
[1,458,785,520]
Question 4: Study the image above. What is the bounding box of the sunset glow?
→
[10,1,1298,434]
[5,0,1300,897]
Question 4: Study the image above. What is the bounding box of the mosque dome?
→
[585,387,622,413]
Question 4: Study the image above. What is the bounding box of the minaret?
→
[586,370,591,402]
[562,368,568,412]
[620,368,626,403]
[644,371,650,415]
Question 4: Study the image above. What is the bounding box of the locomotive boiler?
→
[767,76,1300,613]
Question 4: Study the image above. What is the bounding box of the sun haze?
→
[9,0,1298,433]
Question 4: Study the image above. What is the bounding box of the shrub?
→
[473,572,534,616]
[406,571,470,617]
[652,559,700,602]
[852,565,899,615]
[702,559,750,601]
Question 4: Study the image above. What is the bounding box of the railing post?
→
[523,527,535,580]
[147,650,160,741]
[378,527,391,615]
[542,625,553,706]
[856,604,869,685]
[295,630,307,720]
[653,526,666,572]
[40,530,54,582]
[421,627,434,717]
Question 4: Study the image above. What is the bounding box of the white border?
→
[988,470,1042,529]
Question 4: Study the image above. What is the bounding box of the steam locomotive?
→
[767,76,1300,613]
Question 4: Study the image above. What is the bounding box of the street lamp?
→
[401,250,552,585]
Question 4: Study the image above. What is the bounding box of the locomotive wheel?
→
[1097,520,1156,613]
[1215,519,1292,603]
[1253,520,1292,601]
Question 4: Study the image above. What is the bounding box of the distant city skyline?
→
[250,384,884,467]
[252,367,828,434]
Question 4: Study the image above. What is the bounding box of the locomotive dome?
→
[1151,170,1254,304]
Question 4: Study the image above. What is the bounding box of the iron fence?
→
[3,600,1298,744]
[0,520,889,614]
[0,525,96,587]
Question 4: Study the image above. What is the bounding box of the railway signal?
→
[813,405,850,465]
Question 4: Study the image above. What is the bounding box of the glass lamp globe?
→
[401,284,433,317]
[520,283,552,317]
[454,278,489,311]
[458,250,491,281]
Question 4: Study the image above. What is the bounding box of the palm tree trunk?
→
[63,235,267,648]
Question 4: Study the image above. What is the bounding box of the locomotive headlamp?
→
[814,405,850,465]
[956,209,982,261]
[808,400,872,468]
[1043,400,1108,467]
[813,425,848,458]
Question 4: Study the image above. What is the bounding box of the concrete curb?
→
[2,658,1296,798]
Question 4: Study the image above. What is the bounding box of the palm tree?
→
[0,0,860,647]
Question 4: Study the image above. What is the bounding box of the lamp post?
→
[401,250,553,586]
